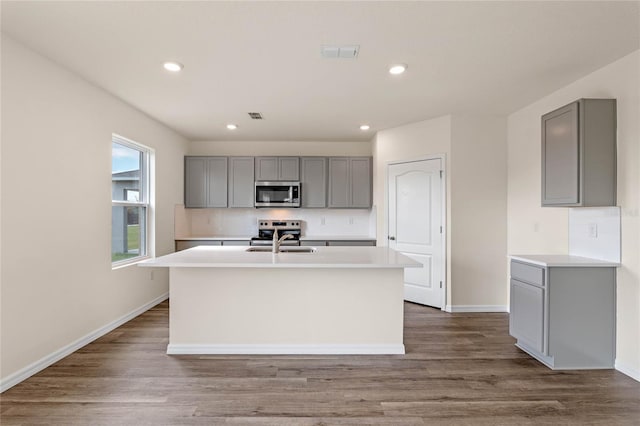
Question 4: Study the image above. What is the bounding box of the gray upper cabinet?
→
[300,157,327,208]
[328,158,349,207]
[229,157,255,207]
[328,157,372,208]
[279,157,300,181]
[186,155,370,209]
[255,157,299,181]
[350,157,372,208]
[185,157,207,208]
[184,156,228,208]
[541,98,616,207]
[255,157,278,181]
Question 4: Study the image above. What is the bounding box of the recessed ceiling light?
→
[360,125,371,131]
[389,64,407,75]
[226,124,238,130]
[163,61,183,72]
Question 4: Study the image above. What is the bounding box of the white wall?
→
[190,140,371,157]
[372,114,508,310]
[0,37,188,386]
[450,116,508,307]
[507,50,640,380]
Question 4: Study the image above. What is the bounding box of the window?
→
[111,135,152,266]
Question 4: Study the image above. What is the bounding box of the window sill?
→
[112,255,151,270]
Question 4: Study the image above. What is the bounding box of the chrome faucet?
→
[272,229,294,253]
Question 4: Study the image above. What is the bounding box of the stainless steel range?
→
[250,219,302,246]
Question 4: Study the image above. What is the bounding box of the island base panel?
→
[168,267,405,354]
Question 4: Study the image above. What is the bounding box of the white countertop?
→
[510,254,620,268]
[140,246,421,269]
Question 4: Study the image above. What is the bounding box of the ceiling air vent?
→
[248,112,263,120]
[321,45,359,59]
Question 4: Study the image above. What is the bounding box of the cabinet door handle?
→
[388,236,396,241]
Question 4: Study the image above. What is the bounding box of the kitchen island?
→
[140,246,420,355]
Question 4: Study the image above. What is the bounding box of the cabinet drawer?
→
[511,261,545,286]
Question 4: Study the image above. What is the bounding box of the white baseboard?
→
[167,343,405,355]
[615,359,640,382]
[445,305,509,313]
[0,292,169,393]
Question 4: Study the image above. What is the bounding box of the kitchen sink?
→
[246,247,317,253]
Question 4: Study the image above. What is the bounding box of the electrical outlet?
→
[588,223,598,238]
[320,217,326,226]
[349,217,354,225]
[150,270,155,281]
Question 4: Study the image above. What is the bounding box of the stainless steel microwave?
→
[255,181,300,208]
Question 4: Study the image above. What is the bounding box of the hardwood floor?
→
[2,301,639,425]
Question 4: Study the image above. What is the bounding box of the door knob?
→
[388,236,396,240]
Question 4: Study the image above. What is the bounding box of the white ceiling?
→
[2,1,639,142]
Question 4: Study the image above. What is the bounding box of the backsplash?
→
[176,206,376,238]
[568,207,621,263]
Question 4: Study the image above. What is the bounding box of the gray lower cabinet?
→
[509,260,615,369]
[175,240,223,251]
[175,240,251,251]
[327,240,375,246]
[328,157,372,208]
[221,240,250,246]
[184,157,228,208]
[255,157,299,181]
[229,157,255,207]
[300,240,375,247]
[300,157,327,208]
[541,98,616,207]
[510,278,545,353]
[300,240,327,247]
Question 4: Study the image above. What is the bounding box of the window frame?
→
[111,134,153,268]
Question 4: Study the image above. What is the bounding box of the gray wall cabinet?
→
[328,157,372,208]
[185,155,372,210]
[541,98,616,207]
[229,157,255,207]
[184,156,228,208]
[509,260,616,369]
[255,157,299,181]
[300,157,327,208]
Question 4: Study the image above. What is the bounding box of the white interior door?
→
[388,159,443,308]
